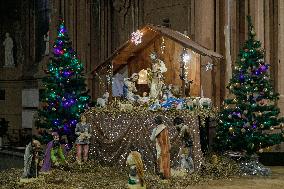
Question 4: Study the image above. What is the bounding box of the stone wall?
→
[0,0,284,145]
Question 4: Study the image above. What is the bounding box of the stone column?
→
[194,0,215,100]
[264,0,271,64]
[278,0,284,115]
[50,0,60,48]
[254,0,265,44]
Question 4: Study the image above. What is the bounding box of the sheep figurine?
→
[199,98,212,108]
[97,92,109,107]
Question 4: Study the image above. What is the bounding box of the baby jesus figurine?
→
[138,92,149,105]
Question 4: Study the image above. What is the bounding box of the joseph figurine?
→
[150,116,171,179]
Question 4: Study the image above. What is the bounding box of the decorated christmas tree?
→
[36,18,90,143]
[215,16,284,155]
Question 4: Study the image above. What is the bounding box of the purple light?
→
[60,28,66,33]
[239,74,245,82]
[70,119,77,126]
[63,101,70,108]
[252,123,257,129]
[259,65,267,72]
[63,124,69,132]
[62,71,72,77]
[254,71,260,75]
[54,48,61,55]
[53,119,60,126]
[70,99,75,104]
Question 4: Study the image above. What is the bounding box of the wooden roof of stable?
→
[91,24,223,74]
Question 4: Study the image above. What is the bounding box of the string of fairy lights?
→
[85,107,207,170]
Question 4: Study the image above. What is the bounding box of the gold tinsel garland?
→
[0,155,241,189]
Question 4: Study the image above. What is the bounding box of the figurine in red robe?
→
[150,116,171,179]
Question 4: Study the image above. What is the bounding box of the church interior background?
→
[0,0,284,149]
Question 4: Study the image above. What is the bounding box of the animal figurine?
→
[199,98,212,108]
[97,92,109,107]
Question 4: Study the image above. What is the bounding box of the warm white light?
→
[131,30,143,45]
[181,49,191,63]
[183,54,189,63]
[138,69,148,84]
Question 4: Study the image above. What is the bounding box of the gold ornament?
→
[241,58,245,62]
[241,128,246,133]
[260,124,264,128]
[265,146,271,151]
[257,112,262,116]
[235,83,240,88]
[264,88,268,92]
[229,85,234,90]
[258,148,263,153]
[270,127,274,131]
[212,155,218,165]
[229,127,234,133]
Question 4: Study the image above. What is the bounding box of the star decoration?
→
[130,30,143,45]
[205,62,213,71]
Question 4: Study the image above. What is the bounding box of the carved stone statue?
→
[44,31,49,56]
[3,33,14,67]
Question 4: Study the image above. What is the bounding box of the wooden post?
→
[179,59,185,97]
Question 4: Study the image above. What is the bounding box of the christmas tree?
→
[215,16,284,155]
[37,18,90,143]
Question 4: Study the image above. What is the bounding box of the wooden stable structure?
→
[91,24,222,99]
